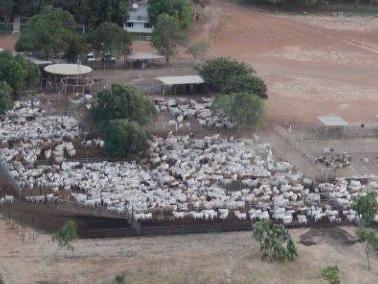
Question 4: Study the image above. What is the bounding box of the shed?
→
[127,52,164,69]
[318,116,348,127]
[156,75,205,95]
[44,64,93,76]
[318,115,349,139]
[44,64,93,92]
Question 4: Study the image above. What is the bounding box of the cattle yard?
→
[1,1,378,236]
[0,88,377,237]
[1,1,378,284]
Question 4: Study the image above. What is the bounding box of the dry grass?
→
[0,217,377,284]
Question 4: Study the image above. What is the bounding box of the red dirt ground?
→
[3,1,378,127]
[0,34,17,52]
[193,0,378,126]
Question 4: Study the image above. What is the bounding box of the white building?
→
[124,1,153,34]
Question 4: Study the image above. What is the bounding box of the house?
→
[124,1,153,34]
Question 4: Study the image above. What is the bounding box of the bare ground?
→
[0,217,377,284]
[196,1,378,126]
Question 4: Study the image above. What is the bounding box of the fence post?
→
[7,205,10,224]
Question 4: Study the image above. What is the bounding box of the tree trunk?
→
[366,243,371,270]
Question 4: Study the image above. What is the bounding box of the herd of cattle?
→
[0,99,377,226]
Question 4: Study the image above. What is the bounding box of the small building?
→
[318,115,349,139]
[127,52,164,69]
[124,1,153,34]
[157,75,205,95]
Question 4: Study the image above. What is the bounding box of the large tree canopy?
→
[222,74,268,99]
[198,57,255,92]
[212,92,264,128]
[104,119,149,159]
[148,0,193,30]
[0,51,40,91]
[88,22,131,59]
[15,6,83,59]
[91,84,157,127]
[53,0,128,29]
[151,13,187,64]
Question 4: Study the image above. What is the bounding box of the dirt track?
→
[195,1,378,126]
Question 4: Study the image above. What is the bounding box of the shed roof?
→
[44,64,93,76]
[318,116,349,127]
[157,75,204,86]
[128,52,164,61]
[25,56,53,66]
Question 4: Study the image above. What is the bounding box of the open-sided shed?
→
[127,52,164,69]
[44,64,94,93]
[156,75,205,95]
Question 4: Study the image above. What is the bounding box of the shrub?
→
[0,81,13,115]
[113,273,127,284]
[52,220,77,251]
[212,92,264,128]
[321,266,340,284]
[187,41,209,64]
[352,191,378,270]
[105,120,149,159]
[0,273,4,284]
[91,84,156,128]
[352,190,378,226]
[198,57,255,92]
[253,220,298,262]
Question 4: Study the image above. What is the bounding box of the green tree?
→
[186,41,208,64]
[88,22,131,60]
[0,0,13,25]
[212,92,264,128]
[352,191,378,226]
[148,0,193,31]
[0,272,4,284]
[352,191,378,270]
[198,57,255,92]
[321,266,340,284]
[52,219,77,251]
[16,6,84,59]
[222,74,268,99]
[253,220,298,262]
[91,84,156,127]
[105,120,149,158]
[0,81,13,114]
[0,51,40,92]
[151,14,187,64]
[55,0,128,30]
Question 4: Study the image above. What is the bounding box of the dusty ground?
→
[194,1,378,126]
[0,35,17,52]
[0,217,377,284]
